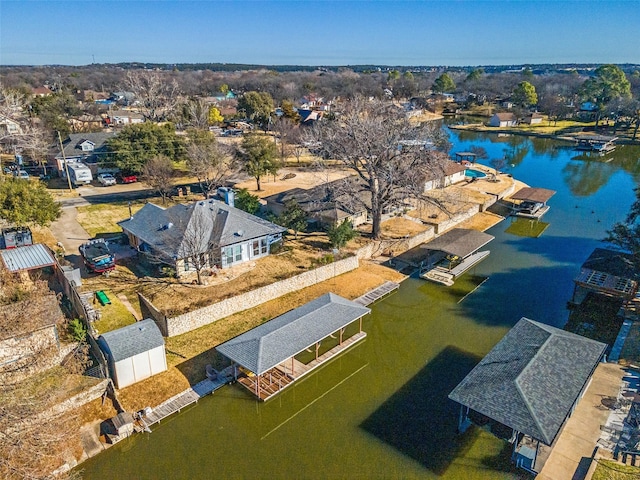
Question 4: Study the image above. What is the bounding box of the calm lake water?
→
[80,129,640,479]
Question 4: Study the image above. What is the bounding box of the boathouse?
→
[216,293,370,401]
[572,248,639,305]
[449,318,606,474]
[509,187,556,219]
[575,135,617,155]
[98,319,168,389]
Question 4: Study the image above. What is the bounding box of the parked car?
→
[13,170,29,180]
[116,172,137,184]
[97,173,116,186]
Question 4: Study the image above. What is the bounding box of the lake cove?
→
[80,131,639,479]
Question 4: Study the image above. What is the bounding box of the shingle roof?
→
[422,228,494,258]
[494,112,517,121]
[99,319,165,362]
[580,248,638,280]
[510,187,556,203]
[448,318,606,445]
[216,293,370,375]
[56,132,116,160]
[118,199,286,260]
[0,244,55,272]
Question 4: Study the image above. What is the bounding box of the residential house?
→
[53,131,117,172]
[489,112,517,127]
[263,177,369,229]
[98,319,167,388]
[449,317,606,474]
[32,86,53,97]
[118,199,286,277]
[423,160,467,191]
[522,113,544,125]
[106,110,145,126]
[0,114,23,136]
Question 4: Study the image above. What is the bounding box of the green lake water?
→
[80,130,640,479]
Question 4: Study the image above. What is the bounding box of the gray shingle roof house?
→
[263,177,370,228]
[489,112,517,127]
[449,317,606,473]
[216,293,370,400]
[118,199,286,277]
[53,132,117,172]
[98,318,167,389]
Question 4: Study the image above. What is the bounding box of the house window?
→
[223,245,243,266]
[252,238,267,256]
[184,258,191,271]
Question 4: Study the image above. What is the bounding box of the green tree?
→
[387,70,400,82]
[432,73,456,93]
[327,220,358,250]
[68,318,87,342]
[465,68,484,83]
[278,199,308,239]
[29,91,81,137]
[234,188,260,214]
[0,178,61,227]
[106,122,184,174]
[580,64,631,127]
[512,81,538,107]
[280,100,300,122]
[605,187,640,267]
[237,134,279,191]
[237,91,274,130]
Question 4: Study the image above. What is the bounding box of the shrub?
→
[68,318,87,342]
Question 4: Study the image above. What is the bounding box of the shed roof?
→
[449,318,606,446]
[421,228,494,258]
[216,293,370,375]
[510,187,556,203]
[493,112,517,121]
[99,319,165,362]
[0,244,55,272]
[574,248,638,297]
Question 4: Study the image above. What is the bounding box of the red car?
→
[117,173,137,184]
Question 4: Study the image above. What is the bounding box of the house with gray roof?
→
[53,132,117,172]
[449,317,606,474]
[98,318,167,389]
[118,199,286,278]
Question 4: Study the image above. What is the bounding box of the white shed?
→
[98,319,167,389]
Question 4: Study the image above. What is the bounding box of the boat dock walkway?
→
[355,281,400,306]
[135,369,231,432]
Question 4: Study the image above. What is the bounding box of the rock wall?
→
[164,255,360,337]
[47,379,110,417]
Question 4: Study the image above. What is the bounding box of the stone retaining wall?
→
[47,379,110,417]
[162,255,360,337]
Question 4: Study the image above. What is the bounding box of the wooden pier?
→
[135,369,231,432]
[355,281,399,306]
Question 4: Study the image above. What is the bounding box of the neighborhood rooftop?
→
[448,317,606,446]
[216,293,370,375]
[0,243,55,272]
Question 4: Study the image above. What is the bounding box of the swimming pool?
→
[465,168,487,178]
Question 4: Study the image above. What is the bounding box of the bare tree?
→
[186,130,239,198]
[181,97,212,130]
[142,155,175,204]
[124,70,180,122]
[178,203,218,285]
[312,97,450,239]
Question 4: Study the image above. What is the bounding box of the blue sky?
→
[1,1,639,66]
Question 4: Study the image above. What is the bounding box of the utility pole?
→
[57,131,73,192]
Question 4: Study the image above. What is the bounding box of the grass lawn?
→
[76,200,147,238]
[92,289,138,335]
[592,459,640,480]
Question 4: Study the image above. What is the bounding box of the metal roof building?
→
[0,244,55,272]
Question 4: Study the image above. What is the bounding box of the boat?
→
[509,187,556,219]
[419,228,494,286]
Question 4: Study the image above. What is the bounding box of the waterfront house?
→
[449,318,606,474]
[118,199,286,277]
[522,113,544,125]
[489,112,517,127]
[263,177,369,229]
[98,318,167,389]
[423,160,467,191]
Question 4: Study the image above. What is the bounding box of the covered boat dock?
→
[216,293,371,401]
[509,187,556,219]
[454,151,478,165]
[419,228,494,286]
[449,318,606,475]
[575,135,618,155]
